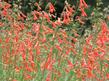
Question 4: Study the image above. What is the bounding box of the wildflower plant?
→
[0,0,109,81]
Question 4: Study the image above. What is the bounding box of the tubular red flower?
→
[79,0,88,16]
[5,37,10,43]
[80,8,87,16]
[87,69,93,78]
[81,58,87,67]
[101,21,108,34]
[22,51,26,61]
[79,0,88,8]
[32,23,40,33]
[4,2,11,9]
[83,45,87,55]
[43,12,50,22]
[34,2,41,10]
[67,60,74,68]
[46,73,51,81]
[62,12,70,24]
[55,45,62,51]
[24,73,32,80]
[32,11,38,20]
[0,38,2,43]
[106,73,109,79]
[49,3,55,13]
[2,9,7,16]
[0,22,4,27]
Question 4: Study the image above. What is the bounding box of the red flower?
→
[34,2,41,10]
[81,58,87,67]
[0,22,4,27]
[66,5,74,17]
[13,79,17,81]
[67,60,74,68]
[24,73,32,80]
[20,23,25,30]
[63,12,70,24]
[101,21,108,34]
[66,48,71,55]
[2,9,8,16]
[43,11,50,22]
[51,22,57,28]
[22,51,26,61]
[19,42,25,52]
[80,8,87,16]
[46,73,51,81]
[0,3,2,8]
[58,37,63,44]
[106,73,109,79]
[32,23,40,33]
[79,0,88,8]
[32,11,38,20]
[49,3,55,13]
[14,35,19,43]
[15,66,20,73]
[0,38,2,43]
[55,18,62,26]
[4,3,11,9]
[87,69,93,78]
[79,0,88,16]
[76,16,85,24]
[34,41,40,55]
[30,61,35,69]
[83,45,87,55]
[20,12,26,18]
[36,45,40,55]
[5,37,10,43]
[55,45,62,51]
[93,49,99,57]
[86,35,93,45]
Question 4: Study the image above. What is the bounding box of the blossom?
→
[66,5,74,17]
[32,11,38,20]
[34,2,41,10]
[49,3,55,13]
[80,8,87,16]
[24,73,32,80]
[79,0,88,16]
[79,0,88,8]
[5,37,10,43]
[67,60,74,68]
[2,9,8,16]
[62,12,70,24]
[20,12,26,18]
[13,79,17,81]
[22,51,26,61]
[81,58,87,67]
[101,21,108,34]
[0,22,4,27]
[55,45,62,51]
[0,38,2,43]
[4,2,11,9]
[46,73,51,81]
[43,11,50,22]
[32,23,40,33]
[87,69,93,78]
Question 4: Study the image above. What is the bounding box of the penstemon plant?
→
[0,1,109,81]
